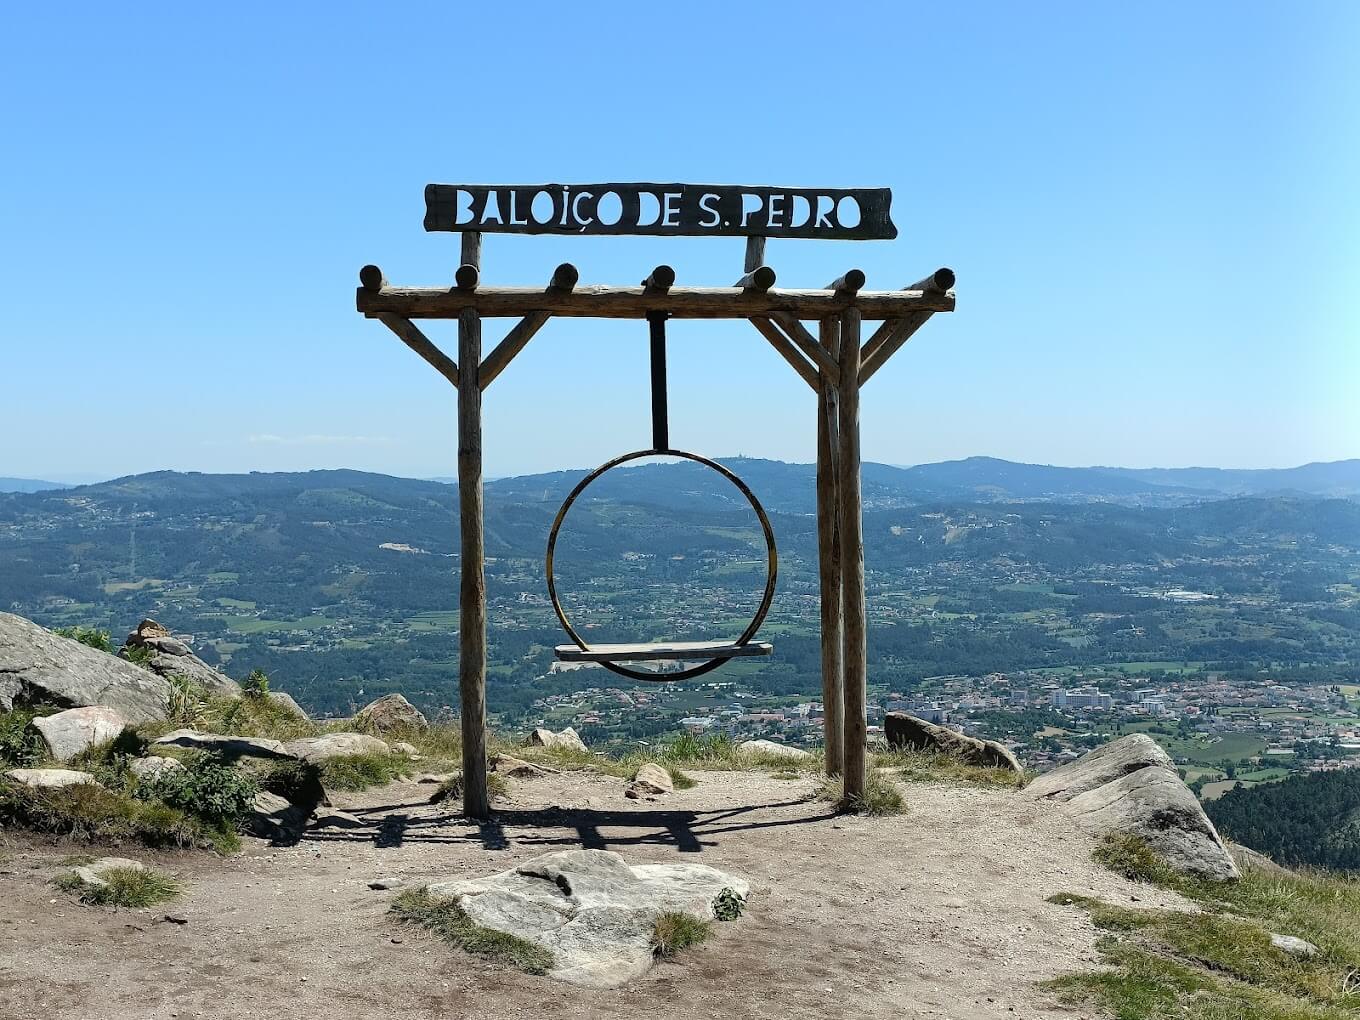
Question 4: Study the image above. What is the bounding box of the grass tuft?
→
[652,911,712,957]
[817,770,906,816]
[429,770,509,805]
[54,865,181,908]
[390,887,553,973]
[872,748,1027,789]
[316,752,415,792]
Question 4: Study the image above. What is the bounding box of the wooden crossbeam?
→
[749,317,819,390]
[375,313,459,388]
[358,284,954,320]
[770,313,839,384]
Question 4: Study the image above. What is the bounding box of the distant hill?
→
[1098,460,1360,499]
[0,477,67,494]
[482,455,1360,510]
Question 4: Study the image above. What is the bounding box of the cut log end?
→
[549,262,580,291]
[455,264,480,291]
[642,265,676,291]
[828,269,867,294]
[359,265,386,291]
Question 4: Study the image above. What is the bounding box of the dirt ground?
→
[0,769,1188,1020]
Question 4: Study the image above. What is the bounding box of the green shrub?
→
[243,669,270,698]
[652,911,712,956]
[54,866,181,908]
[0,706,56,767]
[712,887,746,921]
[391,887,553,973]
[123,645,156,668]
[0,781,227,851]
[53,627,113,653]
[136,754,258,827]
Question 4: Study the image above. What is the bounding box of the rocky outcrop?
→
[152,729,292,761]
[121,619,240,698]
[885,712,1024,773]
[1030,734,1239,881]
[4,767,101,789]
[282,733,390,762]
[426,849,749,987]
[33,706,127,761]
[527,726,588,754]
[0,612,171,723]
[626,762,673,799]
[738,739,812,761]
[354,694,427,732]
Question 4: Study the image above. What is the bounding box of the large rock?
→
[4,767,101,789]
[121,619,240,698]
[737,739,813,761]
[32,706,127,761]
[354,694,427,732]
[0,612,171,723]
[527,727,588,754]
[884,712,1023,773]
[491,754,554,779]
[626,762,674,798]
[1030,734,1239,881]
[282,732,390,762]
[152,728,292,761]
[246,791,311,844]
[426,849,749,987]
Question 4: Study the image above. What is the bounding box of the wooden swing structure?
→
[356,183,956,818]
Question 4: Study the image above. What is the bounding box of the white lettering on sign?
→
[424,184,897,240]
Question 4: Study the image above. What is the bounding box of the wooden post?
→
[817,316,844,777]
[837,306,867,801]
[457,231,489,819]
[744,236,766,275]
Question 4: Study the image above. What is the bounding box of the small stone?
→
[369,878,403,891]
[391,741,419,756]
[1270,933,1319,957]
[164,913,189,925]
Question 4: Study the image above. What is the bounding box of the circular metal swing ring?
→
[545,448,778,683]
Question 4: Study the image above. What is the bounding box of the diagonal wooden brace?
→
[858,311,934,386]
[479,312,551,390]
[749,317,819,390]
[376,313,459,388]
[770,313,840,385]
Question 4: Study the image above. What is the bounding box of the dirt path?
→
[0,770,1186,1020]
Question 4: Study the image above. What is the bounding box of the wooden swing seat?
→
[554,640,774,663]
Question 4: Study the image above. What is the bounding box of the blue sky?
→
[1,1,1355,482]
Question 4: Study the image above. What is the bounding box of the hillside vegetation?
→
[1207,769,1360,871]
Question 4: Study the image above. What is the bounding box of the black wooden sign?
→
[424,183,896,240]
